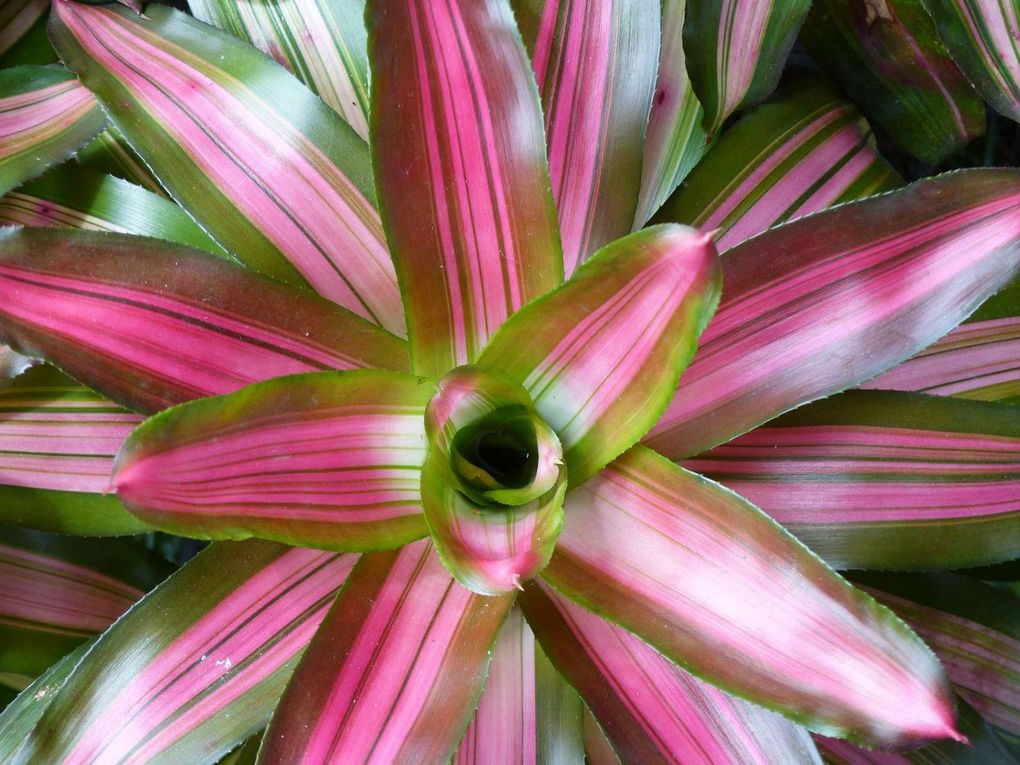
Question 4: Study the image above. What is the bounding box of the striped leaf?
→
[50,1,404,333]
[0,526,171,678]
[0,64,106,197]
[521,581,823,765]
[542,446,960,748]
[801,0,985,164]
[651,79,901,253]
[816,701,1018,764]
[453,609,586,764]
[0,3,55,69]
[855,573,1020,744]
[258,539,514,764]
[115,371,432,552]
[634,0,712,227]
[368,0,562,376]
[0,642,90,764]
[584,708,621,765]
[515,0,660,274]
[684,391,1020,571]
[864,277,1020,404]
[75,126,165,196]
[189,0,370,139]
[478,225,721,486]
[0,365,147,536]
[13,540,354,764]
[683,0,811,134]
[921,0,1020,122]
[0,165,224,256]
[646,169,1020,460]
[0,0,48,59]
[0,228,407,414]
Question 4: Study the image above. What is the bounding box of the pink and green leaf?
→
[684,390,1020,571]
[800,0,985,164]
[521,581,823,764]
[646,169,1020,459]
[0,228,407,414]
[683,0,811,134]
[115,370,432,552]
[921,0,1020,122]
[0,525,171,678]
[420,458,566,595]
[479,225,720,485]
[0,365,147,536]
[542,445,960,747]
[75,125,165,196]
[815,701,1017,764]
[864,278,1020,404]
[0,165,225,256]
[367,0,562,376]
[49,1,404,333]
[514,0,660,274]
[650,78,901,253]
[257,539,514,764]
[189,0,370,139]
[13,540,354,764]
[0,64,106,197]
[633,0,712,227]
[854,572,1020,744]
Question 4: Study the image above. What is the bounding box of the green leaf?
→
[801,0,985,164]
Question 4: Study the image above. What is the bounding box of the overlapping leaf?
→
[542,446,960,747]
[189,0,370,138]
[0,0,48,60]
[368,0,562,375]
[684,390,1020,570]
[801,0,985,164]
[865,278,1020,404]
[50,1,403,332]
[115,371,432,551]
[0,365,146,535]
[0,228,407,414]
[75,126,165,195]
[258,540,513,763]
[646,169,1020,459]
[0,64,106,197]
[12,540,353,764]
[652,79,901,253]
[514,0,660,273]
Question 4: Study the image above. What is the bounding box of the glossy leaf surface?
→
[542,446,959,747]
[634,0,711,226]
[801,0,985,164]
[75,125,165,196]
[647,169,1020,459]
[14,540,353,764]
[50,1,403,332]
[0,526,171,677]
[368,0,562,376]
[189,0,370,138]
[0,64,106,197]
[0,365,146,535]
[864,278,1020,404]
[0,228,407,414]
[258,540,513,764]
[516,0,660,273]
[522,581,823,764]
[0,0,48,59]
[684,390,1020,570]
[683,0,811,133]
[652,79,901,253]
[922,0,1020,121]
[0,165,224,256]
[479,225,720,485]
[116,371,432,552]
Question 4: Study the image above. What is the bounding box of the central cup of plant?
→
[423,366,567,594]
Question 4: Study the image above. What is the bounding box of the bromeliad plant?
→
[1,0,1020,762]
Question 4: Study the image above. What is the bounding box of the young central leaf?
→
[423,366,566,594]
